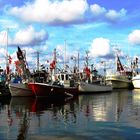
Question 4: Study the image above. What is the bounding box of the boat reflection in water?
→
[130,89,140,127]
[1,90,140,140]
[7,96,78,140]
[78,89,138,122]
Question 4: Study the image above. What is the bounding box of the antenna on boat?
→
[54,48,57,64]
[64,40,66,72]
[85,50,89,68]
[31,50,48,72]
[77,51,79,72]
[37,51,40,72]
[32,50,40,72]
[6,29,8,72]
[5,28,10,78]
[112,44,121,72]
[53,48,57,74]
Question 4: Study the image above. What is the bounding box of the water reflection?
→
[10,97,79,140]
[0,90,140,140]
[78,90,140,123]
[130,89,140,128]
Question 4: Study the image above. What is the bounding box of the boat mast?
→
[37,51,39,72]
[50,48,57,82]
[115,52,117,72]
[77,51,79,72]
[113,45,119,73]
[53,48,57,74]
[85,50,89,68]
[6,28,9,76]
[64,40,66,72]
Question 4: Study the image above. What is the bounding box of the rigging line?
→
[0,31,7,57]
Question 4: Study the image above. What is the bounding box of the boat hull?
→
[106,75,132,89]
[78,81,112,93]
[28,82,78,98]
[108,80,131,89]
[9,83,34,97]
[132,75,140,88]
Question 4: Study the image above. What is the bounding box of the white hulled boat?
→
[9,46,34,97]
[132,74,140,88]
[105,54,133,89]
[106,72,132,89]
[9,82,33,97]
[78,51,112,93]
[78,68,112,93]
[132,57,140,88]
[78,81,112,92]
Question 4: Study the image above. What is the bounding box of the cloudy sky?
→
[0,0,140,72]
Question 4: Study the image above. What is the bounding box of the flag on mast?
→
[17,46,24,60]
[117,55,124,72]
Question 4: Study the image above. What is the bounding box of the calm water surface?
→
[0,89,140,140]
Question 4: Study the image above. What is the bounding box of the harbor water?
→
[0,89,140,140]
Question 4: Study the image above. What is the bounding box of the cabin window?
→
[58,75,60,80]
[66,74,69,80]
[61,75,64,80]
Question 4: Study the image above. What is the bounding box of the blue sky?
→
[0,0,140,72]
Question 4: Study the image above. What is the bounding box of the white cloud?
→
[73,23,98,30]
[105,8,127,21]
[90,4,106,16]
[8,1,127,24]
[11,26,47,45]
[128,29,140,45]
[9,0,88,23]
[0,19,19,29]
[0,26,47,46]
[90,4,127,22]
[89,38,110,57]
[0,48,6,57]
[106,10,119,21]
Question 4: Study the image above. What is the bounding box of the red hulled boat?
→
[28,49,79,98]
[28,82,78,98]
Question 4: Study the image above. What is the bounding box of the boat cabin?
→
[53,73,76,87]
[31,71,50,83]
[0,67,6,87]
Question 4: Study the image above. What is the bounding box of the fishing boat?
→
[106,73,132,89]
[132,74,140,88]
[29,72,78,98]
[78,81,112,93]
[131,57,140,88]
[9,82,33,97]
[28,49,79,98]
[78,51,112,93]
[0,67,6,88]
[105,54,133,89]
[28,72,79,98]
[78,68,112,92]
[28,81,78,98]
[9,46,34,97]
[0,30,10,89]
